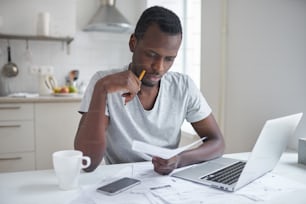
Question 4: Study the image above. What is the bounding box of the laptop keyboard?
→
[201,161,246,185]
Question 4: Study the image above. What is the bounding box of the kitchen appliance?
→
[83,0,131,33]
[39,74,57,96]
[2,46,18,77]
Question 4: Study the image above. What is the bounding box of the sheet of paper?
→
[132,137,206,159]
[70,163,306,204]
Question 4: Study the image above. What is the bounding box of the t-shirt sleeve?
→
[79,71,109,116]
[185,76,212,123]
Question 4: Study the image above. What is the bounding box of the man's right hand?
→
[98,70,142,104]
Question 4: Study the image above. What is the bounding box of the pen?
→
[150,184,171,190]
[123,70,146,105]
[138,70,146,80]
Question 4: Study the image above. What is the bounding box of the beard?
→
[141,80,156,87]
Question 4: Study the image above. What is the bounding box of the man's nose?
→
[152,57,164,73]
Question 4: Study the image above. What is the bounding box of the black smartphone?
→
[96,177,141,196]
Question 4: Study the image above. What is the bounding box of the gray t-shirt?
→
[79,66,212,164]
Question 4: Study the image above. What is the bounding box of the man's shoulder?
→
[163,71,191,86]
[94,66,128,78]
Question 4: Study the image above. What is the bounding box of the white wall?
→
[0,0,76,36]
[0,0,145,95]
[202,0,306,152]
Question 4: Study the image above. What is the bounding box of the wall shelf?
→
[0,34,73,44]
[0,33,73,54]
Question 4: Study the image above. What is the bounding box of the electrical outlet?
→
[29,65,39,75]
[39,66,54,75]
[45,66,54,75]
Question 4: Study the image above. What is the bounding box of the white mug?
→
[52,150,91,190]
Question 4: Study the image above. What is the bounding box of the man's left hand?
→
[152,155,180,175]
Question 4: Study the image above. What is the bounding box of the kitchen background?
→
[0,0,148,95]
[0,0,201,96]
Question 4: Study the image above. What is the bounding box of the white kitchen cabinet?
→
[35,102,81,170]
[0,103,35,172]
[0,152,35,172]
[0,98,82,172]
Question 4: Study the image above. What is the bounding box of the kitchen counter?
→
[0,94,82,103]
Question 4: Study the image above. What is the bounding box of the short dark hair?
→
[134,6,182,40]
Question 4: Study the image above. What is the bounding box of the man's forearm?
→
[74,83,108,172]
[177,138,225,168]
[74,112,107,172]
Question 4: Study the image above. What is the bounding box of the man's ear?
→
[129,34,136,52]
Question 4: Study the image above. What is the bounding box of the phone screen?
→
[96,177,141,195]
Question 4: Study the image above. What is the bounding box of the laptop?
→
[172,113,303,192]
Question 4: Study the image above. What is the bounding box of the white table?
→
[0,152,306,204]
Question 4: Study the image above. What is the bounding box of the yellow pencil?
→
[138,70,146,80]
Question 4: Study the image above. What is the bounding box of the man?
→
[74,6,225,175]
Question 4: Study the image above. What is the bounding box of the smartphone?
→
[96,177,141,196]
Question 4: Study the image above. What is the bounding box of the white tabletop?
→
[0,152,306,204]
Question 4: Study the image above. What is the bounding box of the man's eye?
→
[147,52,157,57]
[165,57,175,62]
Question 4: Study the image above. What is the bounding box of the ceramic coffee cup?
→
[52,150,91,190]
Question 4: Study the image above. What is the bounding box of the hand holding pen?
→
[122,69,146,105]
